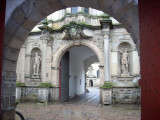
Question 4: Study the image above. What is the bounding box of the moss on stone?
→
[16,82,25,87]
[37,83,55,88]
[101,82,113,89]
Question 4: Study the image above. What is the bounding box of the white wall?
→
[69,53,85,98]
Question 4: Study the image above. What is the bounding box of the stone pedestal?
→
[121,74,130,77]
[16,87,59,102]
[38,88,49,102]
[118,75,133,81]
[30,76,41,86]
[112,87,141,104]
[101,88,112,105]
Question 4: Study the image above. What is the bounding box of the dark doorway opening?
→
[89,80,93,87]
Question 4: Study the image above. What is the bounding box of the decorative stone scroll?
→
[53,40,72,53]
[53,36,104,53]
[62,25,93,40]
[91,37,104,52]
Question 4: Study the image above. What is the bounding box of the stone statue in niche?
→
[33,52,41,76]
[120,48,129,75]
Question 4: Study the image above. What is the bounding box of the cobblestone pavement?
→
[15,87,141,120]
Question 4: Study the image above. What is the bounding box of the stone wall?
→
[16,87,59,102]
[112,87,141,104]
[101,87,141,104]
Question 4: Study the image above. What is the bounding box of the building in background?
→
[86,63,100,87]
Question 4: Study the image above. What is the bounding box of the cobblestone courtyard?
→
[16,103,140,120]
[16,88,141,120]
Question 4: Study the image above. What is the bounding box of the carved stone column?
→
[25,53,31,78]
[40,30,50,83]
[20,45,26,83]
[100,20,112,105]
[100,20,112,82]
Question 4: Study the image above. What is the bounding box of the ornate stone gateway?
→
[15,11,140,105]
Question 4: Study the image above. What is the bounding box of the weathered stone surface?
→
[3,46,19,61]
[15,87,59,102]
[112,87,141,104]
[2,82,16,96]
[61,0,89,8]
[5,18,20,37]
[10,96,16,108]
[47,0,66,12]
[101,88,112,104]
[3,59,17,72]
[2,96,10,109]
[3,71,17,82]
[12,7,27,25]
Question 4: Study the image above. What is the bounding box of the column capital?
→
[101,29,110,39]
[100,19,112,30]
[40,29,51,43]
[100,20,112,39]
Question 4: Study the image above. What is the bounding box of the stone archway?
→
[51,40,104,87]
[2,0,139,119]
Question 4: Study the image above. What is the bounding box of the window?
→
[84,8,89,14]
[71,7,78,14]
[97,70,100,78]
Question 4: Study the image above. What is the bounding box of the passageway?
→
[60,46,101,103]
[67,87,100,106]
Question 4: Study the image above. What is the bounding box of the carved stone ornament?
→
[101,28,110,40]
[62,22,93,40]
[40,29,51,41]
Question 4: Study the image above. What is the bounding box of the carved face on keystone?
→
[69,27,78,38]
